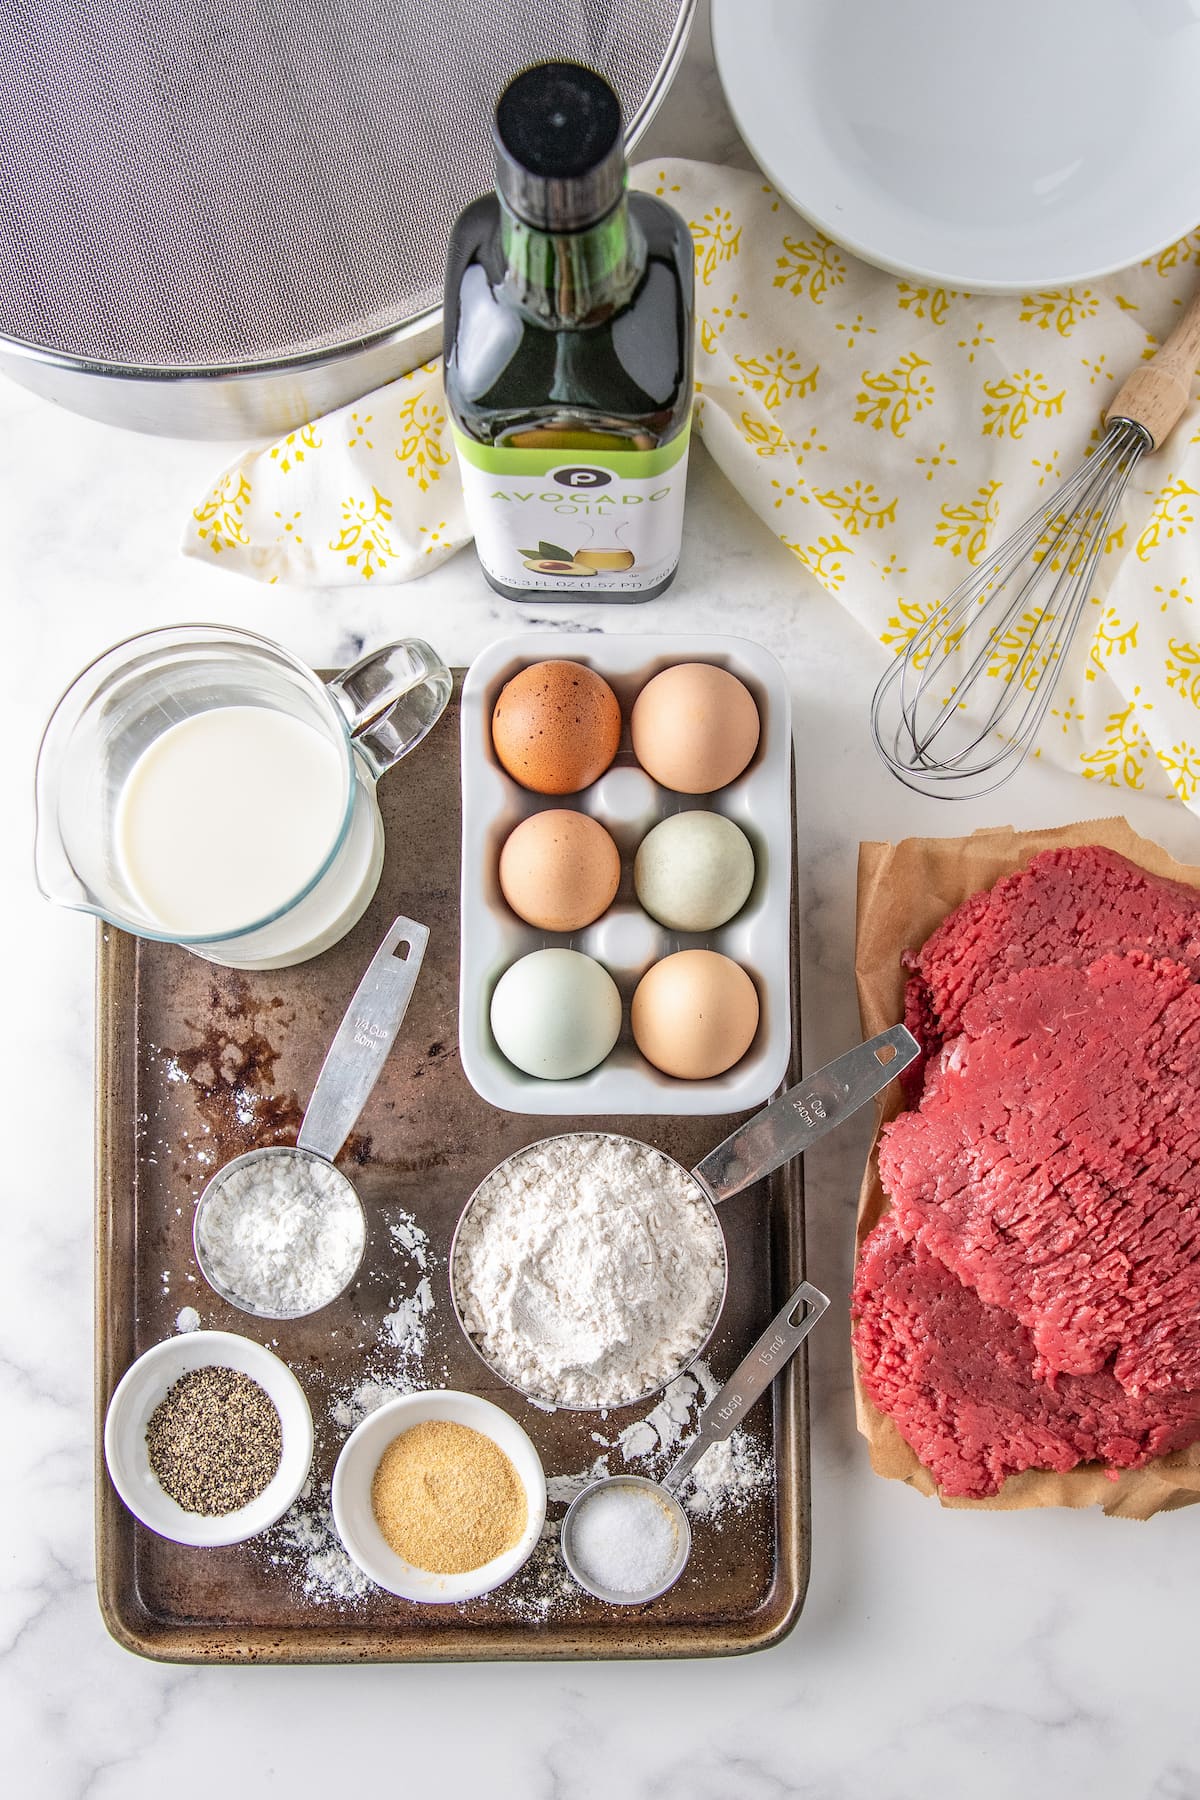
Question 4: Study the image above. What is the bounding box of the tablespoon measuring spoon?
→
[560,1280,830,1606]
[193,915,428,1319]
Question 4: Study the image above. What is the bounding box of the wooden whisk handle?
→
[1106,285,1200,449]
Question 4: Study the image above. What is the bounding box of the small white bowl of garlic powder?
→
[331,1390,547,1603]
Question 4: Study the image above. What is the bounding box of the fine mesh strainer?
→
[0,0,694,436]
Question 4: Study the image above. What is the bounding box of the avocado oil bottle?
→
[444,61,694,601]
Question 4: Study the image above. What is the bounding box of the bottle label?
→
[452,426,689,594]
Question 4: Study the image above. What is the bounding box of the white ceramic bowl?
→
[103,1330,314,1547]
[331,1391,547,1603]
[714,0,1200,291]
[459,633,793,1115]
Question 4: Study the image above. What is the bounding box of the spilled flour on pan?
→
[262,1353,772,1616]
[255,1207,446,1602]
[261,1379,440,1603]
[468,1360,773,1623]
[248,1185,770,1619]
[544,1360,773,1521]
[267,1476,371,1603]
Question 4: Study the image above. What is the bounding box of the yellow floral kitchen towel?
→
[185,159,1200,806]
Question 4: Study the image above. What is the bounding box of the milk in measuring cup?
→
[115,706,382,963]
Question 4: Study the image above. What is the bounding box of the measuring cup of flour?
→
[449,1025,917,1409]
[193,916,427,1318]
[560,1279,829,1604]
[34,624,450,969]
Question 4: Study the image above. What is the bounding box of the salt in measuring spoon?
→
[560,1279,829,1605]
[193,915,428,1319]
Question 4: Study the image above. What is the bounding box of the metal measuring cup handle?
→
[662,1281,830,1497]
[296,917,429,1161]
[691,1024,920,1204]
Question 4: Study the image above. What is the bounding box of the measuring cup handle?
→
[663,1282,830,1496]
[691,1025,920,1204]
[296,916,429,1162]
[327,640,453,781]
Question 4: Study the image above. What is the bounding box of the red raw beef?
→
[902,846,1200,1095]
[880,952,1200,1396]
[851,1217,1200,1499]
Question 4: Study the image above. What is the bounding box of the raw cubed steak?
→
[851,1216,1200,1499]
[881,952,1200,1396]
[902,846,1200,1089]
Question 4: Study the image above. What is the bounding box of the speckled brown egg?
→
[631,663,760,794]
[632,949,760,1080]
[499,809,621,932]
[492,661,622,795]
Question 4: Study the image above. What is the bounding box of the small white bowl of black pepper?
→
[103,1329,314,1547]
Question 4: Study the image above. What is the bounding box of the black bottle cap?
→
[494,62,625,232]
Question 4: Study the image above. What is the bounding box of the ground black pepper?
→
[146,1366,282,1515]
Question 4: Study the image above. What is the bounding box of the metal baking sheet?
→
[95,676,809,1662]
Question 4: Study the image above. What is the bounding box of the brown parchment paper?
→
[854,817,1200,1518]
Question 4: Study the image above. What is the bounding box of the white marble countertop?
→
[3,9,1197,1797]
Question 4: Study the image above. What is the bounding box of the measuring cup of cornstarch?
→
[193,916,428,1319]
[560,1280,829,1606]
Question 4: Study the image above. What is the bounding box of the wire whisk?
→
[871,287,1200,799]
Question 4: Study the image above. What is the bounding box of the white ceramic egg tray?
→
[459,633,793,1116]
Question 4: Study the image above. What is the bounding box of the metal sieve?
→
[448,1025,918,1411]
[0,0,695,436]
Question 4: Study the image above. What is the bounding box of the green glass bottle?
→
[444,61,694,602]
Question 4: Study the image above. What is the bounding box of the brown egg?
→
[492,660,622,794]
[499,810,621,932]
[632,950,760,1080]
[631,663,760,794]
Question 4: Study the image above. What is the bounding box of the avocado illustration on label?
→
[518,540,599,577]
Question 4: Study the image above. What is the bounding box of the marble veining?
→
[2,5,1197,1796]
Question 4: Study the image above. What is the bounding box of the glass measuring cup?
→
[449,1025,918,1409]
[34,624,451,969]
[193,916,427,1318]
[560,1279,829,1604]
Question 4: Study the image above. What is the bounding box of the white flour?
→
[241,1183,767,1619]
[266,1370,432,1603]
[376,1214,440,1386]
[453,1134,726,1407]
[258,1211,441,1602]
[545,1360,772,1522]
[264,1354,769,1613]
[383,1275,433,1357]
[267,1478,371,1603]
[196,1150,364,1315]
[471,1522,582,1624]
